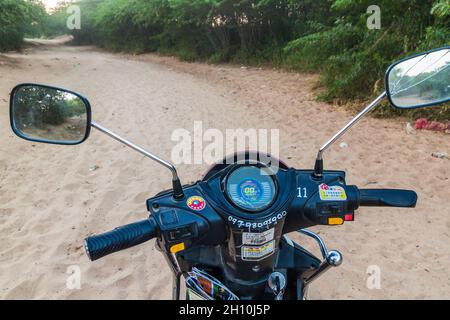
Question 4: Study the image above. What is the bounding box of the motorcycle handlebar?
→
[358,189,417,208]
[83,188,417,261]
[85,217,158,261]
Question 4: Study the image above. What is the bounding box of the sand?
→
[0,38,449,300]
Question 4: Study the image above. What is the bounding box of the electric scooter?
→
[9,46,450,300]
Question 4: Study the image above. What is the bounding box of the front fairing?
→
[146,152,355,299]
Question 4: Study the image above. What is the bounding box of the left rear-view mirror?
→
[10,84,91,145]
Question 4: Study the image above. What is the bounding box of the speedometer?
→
[225,166,277,212]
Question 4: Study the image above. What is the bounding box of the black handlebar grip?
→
[358,189,417,208]
[85,217,158,261]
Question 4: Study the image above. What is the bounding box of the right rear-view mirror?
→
[385,47,450,109]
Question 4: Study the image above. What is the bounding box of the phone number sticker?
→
[241,240,275,261]
[242,228,275,245]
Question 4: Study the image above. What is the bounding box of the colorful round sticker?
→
[187,196,206,211]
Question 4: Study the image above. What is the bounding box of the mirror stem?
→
[313,92,387,178]
[91,121,185,199]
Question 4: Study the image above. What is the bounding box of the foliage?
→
[72,0,448,117]
[1,0,449,120]
[0,0,47,51]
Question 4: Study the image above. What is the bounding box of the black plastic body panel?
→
[145,162,358,297]
[147,185,227,252]
[283,170,358,233]
[176,236,321,300]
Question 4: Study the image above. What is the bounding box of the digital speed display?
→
[226,166,277,212]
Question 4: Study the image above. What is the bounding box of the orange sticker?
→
[187,196,206,211]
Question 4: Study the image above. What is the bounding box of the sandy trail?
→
[0,40,449,300]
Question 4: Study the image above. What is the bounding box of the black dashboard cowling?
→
[145,152,359,285]
[199,161,297,281]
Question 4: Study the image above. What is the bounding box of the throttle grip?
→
[358,189,417,208]
[85,217,158,261]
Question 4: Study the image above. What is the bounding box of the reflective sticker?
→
[170,242,185,253]
[241,240,275,260]
[242,228,275,245]
[328,217,344,225]
[344,214,354,221]
[187,196,206,211]
[319,183,347,201]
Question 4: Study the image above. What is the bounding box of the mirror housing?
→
[385,46,450,109]
[10,84,92,145]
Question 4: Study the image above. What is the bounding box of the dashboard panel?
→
[225,166,277,212]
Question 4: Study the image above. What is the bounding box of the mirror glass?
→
[387,48,450,108]
[11,85,90,144]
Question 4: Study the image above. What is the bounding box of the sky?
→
[41,0,63,10]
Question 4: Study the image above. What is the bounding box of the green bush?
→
[0,0,46,51]
[68,0,450,120]
[71,1,448,101]
[283,0,449,120]
[2,0,449,120]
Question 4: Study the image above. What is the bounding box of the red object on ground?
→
[414,118,450,132]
